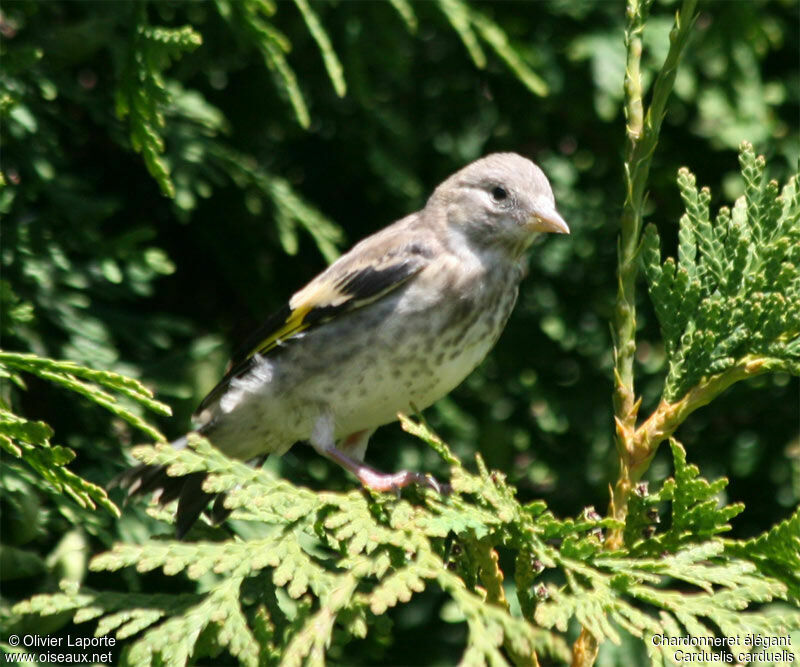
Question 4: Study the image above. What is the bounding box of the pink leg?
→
[324,446,444,493]
[309,414,444,493]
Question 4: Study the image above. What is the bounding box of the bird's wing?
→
[195,221,434,417]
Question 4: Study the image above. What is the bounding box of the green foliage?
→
[211,145,345,264]
[293,0,346,99]
[0,351,169,515]
[726,506,800,605]
[0,352,170,441]
[2,0,798,664]
[0,351,170,605]
[116,17,202,197]
[625,440,744,554]
[0,406,116,515]
[13,429,573,665]
[436,0,548,97]
[537,438,797,655]
[642,142,800,401]
[12,427,799,666]
[214,0,313,129]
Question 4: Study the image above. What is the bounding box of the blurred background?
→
[2,0,797,663]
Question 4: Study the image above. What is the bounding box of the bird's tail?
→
[111,435,230,539]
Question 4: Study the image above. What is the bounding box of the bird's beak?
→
[527,207,570,235]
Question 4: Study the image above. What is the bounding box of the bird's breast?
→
[324,263,522,434]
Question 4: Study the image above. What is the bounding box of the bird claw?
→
[414,473,451,496]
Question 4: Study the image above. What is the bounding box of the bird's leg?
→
[309,414,444,493]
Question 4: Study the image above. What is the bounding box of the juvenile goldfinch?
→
[118,152,569,536]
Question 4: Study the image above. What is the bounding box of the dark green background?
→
[2,1,798,663]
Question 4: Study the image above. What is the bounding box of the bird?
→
[116,152,569,537]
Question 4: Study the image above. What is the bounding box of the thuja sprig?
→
[115,11,202,197]
[14,423,799,667]
[590,0,699,662]
[603,143,799,557]
[643,143,799,402]
[0,351,170,515]
[612,0,698,440]
[630,145,799,470]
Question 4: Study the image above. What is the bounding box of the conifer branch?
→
[611,0,699,520]
[595,0,699,663]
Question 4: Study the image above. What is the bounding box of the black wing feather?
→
[194,254,427,419]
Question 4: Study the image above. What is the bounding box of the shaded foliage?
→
[1,0,798,665]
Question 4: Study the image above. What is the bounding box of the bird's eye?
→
[491,186,508,201]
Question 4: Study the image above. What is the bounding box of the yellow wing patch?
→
[248,302,314,358]
[247,277,354,357]
[245,253,428,360]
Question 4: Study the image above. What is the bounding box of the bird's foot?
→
[355,467,448,495]
[310,415,449,496]
[320,442,448,495]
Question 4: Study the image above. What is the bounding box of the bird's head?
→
[431,152,569,257]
